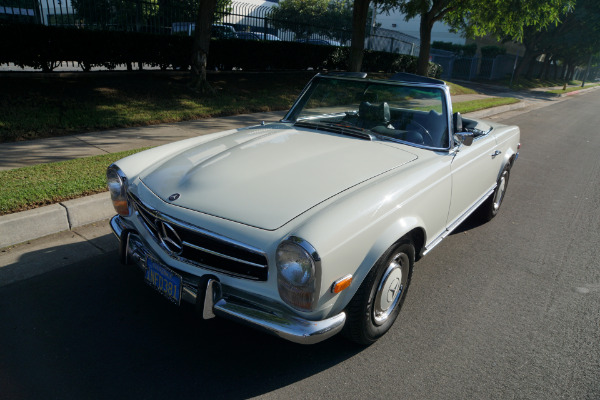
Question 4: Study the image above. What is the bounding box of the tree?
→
[389,0,459,76]
[446,0,575,79]
[270,0,329,40]
[270,0,355,42]
[166,0,231,22]
[71,0,159,30]
[527,0,600,81]
[270,0,373,70]
[190,0,218,93]
[348,0,371,71]
[379,0,574,76]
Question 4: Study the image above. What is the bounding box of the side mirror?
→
[453,112,463,133]
[453,112,473,146]
[456,133,474,146]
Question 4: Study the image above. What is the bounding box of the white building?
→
[374,6,465,45]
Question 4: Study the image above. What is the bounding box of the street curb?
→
[550,85,600,98]
[0,204,70,248]
[0,192,113,249]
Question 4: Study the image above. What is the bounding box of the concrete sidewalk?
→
[1,85,596,248]
[0,111,287,171]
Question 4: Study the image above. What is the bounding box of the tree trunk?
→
[525,53,539,79]
[190,0,218,94]
[348,0,371,72]
[539,54,551,79]
[514,49,535,81]
[568,64,576,81]
[416,14,434,76]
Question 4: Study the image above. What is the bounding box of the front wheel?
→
[343,240,415,345]
[479,164,511,222]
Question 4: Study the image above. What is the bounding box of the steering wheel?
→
[404,121,434,146]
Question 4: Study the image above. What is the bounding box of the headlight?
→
[106,165,131,216]
[276,237,320,312]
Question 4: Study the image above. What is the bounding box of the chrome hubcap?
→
[493,174,507,211]
[373,252,409,325]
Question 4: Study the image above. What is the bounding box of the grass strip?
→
[444,81,478,95]
[453,97,520,114]
[0,72,314,143]
[0,72,478,143]
[0,148,148,215]
[546,83,600,94]
[501,78,583,90]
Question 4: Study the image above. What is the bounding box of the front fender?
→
[323,215,427,316]
[284,149,451,319]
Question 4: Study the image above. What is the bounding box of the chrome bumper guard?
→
[110,216,346,345]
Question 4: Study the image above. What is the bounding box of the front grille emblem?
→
[169,193,181,201]
[156,220,183,255]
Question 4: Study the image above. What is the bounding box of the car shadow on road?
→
[0,238,364,399]
[450,212,488,235]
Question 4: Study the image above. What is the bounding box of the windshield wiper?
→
[294,120,374,141]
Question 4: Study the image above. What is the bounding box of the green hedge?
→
[0,23,442,77]
[480,45,507,58]
[0,23,190,71]
[432,41,477,57]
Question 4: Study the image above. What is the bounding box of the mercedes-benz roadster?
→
[108,72,520,345]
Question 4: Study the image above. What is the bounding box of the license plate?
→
[144,257,182,305]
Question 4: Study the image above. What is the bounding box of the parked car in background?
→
[212,23,236,39]
[265,33,281,41]
[296,38,341,46]
[236,31,261,41]
[171,22,236,39]
[108,72,520,345]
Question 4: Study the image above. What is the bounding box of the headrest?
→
[359,101,390,123]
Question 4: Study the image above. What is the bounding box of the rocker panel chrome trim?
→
[423,185,496,255]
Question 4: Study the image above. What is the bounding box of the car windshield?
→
[286,77,450,149]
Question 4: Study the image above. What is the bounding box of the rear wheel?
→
[343,239,415,345]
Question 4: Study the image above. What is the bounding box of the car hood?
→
[140,126,417,230]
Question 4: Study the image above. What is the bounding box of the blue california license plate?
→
[144,257,182,305]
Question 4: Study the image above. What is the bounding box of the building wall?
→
[374,10,465,45]
[465,36,525,57]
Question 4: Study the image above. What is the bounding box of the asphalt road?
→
[1,91,599,399]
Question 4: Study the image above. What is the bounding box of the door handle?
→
[491,150,502,158]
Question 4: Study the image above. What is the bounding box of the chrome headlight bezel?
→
[276,236,321,312]
[106,164,131,217]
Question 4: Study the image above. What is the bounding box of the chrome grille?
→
[129,193,268,281]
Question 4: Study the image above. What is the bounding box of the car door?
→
[447,132,503,226]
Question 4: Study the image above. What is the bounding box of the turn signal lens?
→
[112,199,130,216]
[332,275,353,294]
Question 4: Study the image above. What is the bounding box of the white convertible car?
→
[108,72,520,345]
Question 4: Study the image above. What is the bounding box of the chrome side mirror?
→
[453,112,473,146]
[453,112,463,133]
[456,133,474,146]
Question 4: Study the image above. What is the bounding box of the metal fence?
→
[0,0,420,56]
[431,49,521,81]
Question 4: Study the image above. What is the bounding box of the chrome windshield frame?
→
[281,73,454,152]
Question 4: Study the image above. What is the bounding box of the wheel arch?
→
[326,217,427,316]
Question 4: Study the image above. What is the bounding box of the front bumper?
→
[110,215,346,345]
